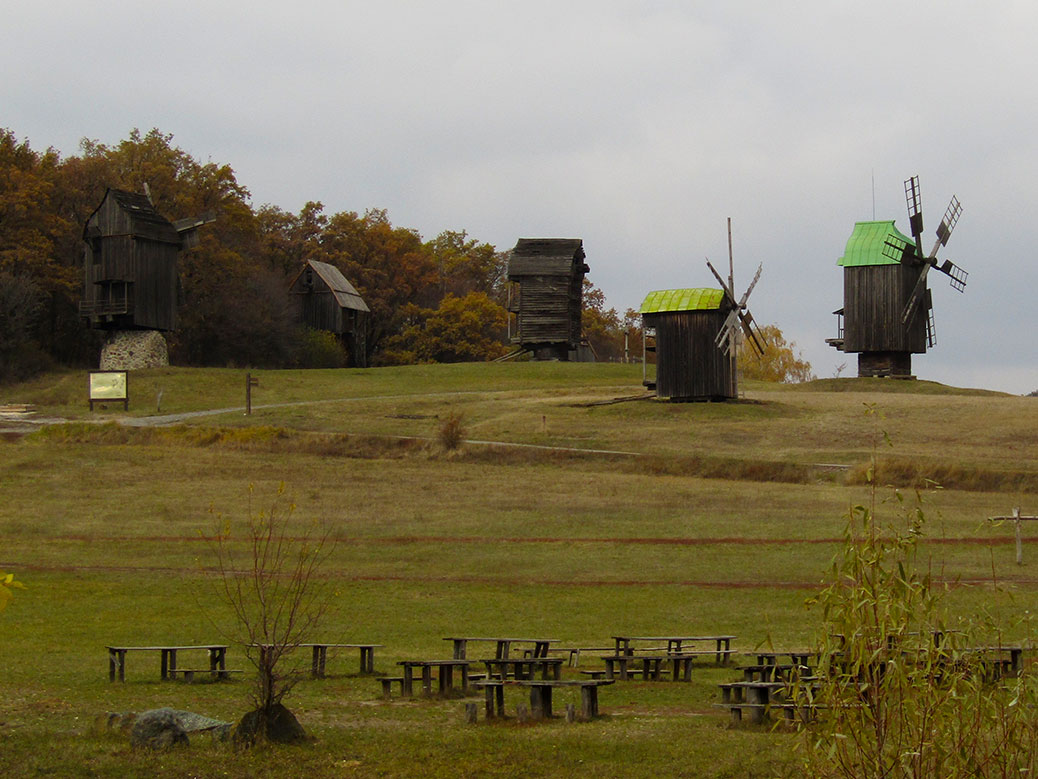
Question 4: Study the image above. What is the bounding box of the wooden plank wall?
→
[647,310,734,400]
[842,265,928,353]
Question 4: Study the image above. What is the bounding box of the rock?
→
[233,704,308,746]
[123,708,233,749]
[131,708,188,750]
[100,330,169,370]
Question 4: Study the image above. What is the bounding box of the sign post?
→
[88,371,129,411]
[245,373,259,415]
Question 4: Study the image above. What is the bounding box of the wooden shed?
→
[826,221,931,377]
[640,288,735,401]
[506,238,589,360]
[288,259,370,367]
[80,188,210,332]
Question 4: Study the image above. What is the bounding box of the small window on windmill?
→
[304,268,314,291]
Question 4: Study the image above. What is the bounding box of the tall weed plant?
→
[797,404,1038,778]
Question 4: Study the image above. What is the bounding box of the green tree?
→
[737,323,814,382]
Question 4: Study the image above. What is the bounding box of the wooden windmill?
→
[641,219,765,401]
[827,176,967,377]
[506,238,589,360]
[80,188,213,332]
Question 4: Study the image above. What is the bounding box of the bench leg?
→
[580,686,599,719]
[530,686,552,719]
[360,647,374,674]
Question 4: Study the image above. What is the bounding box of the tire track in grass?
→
[4,560,1037,589]
[1,534,1027,545]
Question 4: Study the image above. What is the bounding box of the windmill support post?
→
[988,508,1038,565]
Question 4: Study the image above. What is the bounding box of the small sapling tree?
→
[0,570,25,612]
[207,484,334,744]
[796,405,1038,778]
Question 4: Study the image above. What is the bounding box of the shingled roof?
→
[290,260,370,312]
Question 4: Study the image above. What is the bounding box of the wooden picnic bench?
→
[397,659,472,697]
[717,679,821,724]
[475,679,614,720]
[612,635,735,664]
[444,637,559,660]
[250,642,381,677]
[106,644,230,682]
[482,656,564,681]
[601,654,669,681]
[303,643,381,677]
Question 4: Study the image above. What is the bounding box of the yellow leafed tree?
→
[738,324,814,383]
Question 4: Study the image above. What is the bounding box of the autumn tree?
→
[425,230,508,302]
[381,292,508,364]
[737,323,814,382]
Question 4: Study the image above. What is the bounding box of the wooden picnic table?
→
[754,650,816,666]
[250,642,381,677]
[611,635,736,664]
[302,643,381,677]
[482,656,564,681]
[398,659,472,697]
[967,645,1026,677]
[444,637,559,660]
[475,679,614,720]
[106,644,229,682]
[601,654,668,681]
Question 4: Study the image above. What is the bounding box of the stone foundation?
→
[100,330,170,370]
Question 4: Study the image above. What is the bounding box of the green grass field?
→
[1,363,1036,777]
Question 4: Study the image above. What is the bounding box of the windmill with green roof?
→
[826,175,968,378]
[640,220,765,401]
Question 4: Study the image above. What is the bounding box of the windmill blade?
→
[705,259,736,304]
[738,309,766,356]
[937,258,968,291]
[715,310,740,353]
[737,263,763,308]
[901,263,932,325]
[905,175,924,244]
[928,195,962,258]
[883,234,919,265]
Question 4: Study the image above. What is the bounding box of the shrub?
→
[438,411,465,451]
[296,328,347,369]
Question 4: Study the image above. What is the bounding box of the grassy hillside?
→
[0,364,1035,777]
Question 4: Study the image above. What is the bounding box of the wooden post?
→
[464,702,478,724]
[245,373,259,415]
[1015,507,1023,565]
[988,508,1038,565]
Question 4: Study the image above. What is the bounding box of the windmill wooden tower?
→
[827,176,967,377]
[506,238,589,360]
[640,220,765,401]
[80,188,213,332]
[288,259,370,367]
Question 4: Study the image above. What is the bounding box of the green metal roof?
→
[640,288,724,314]
[838,220,915,267]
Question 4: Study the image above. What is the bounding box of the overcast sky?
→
[4,1,1036,393]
